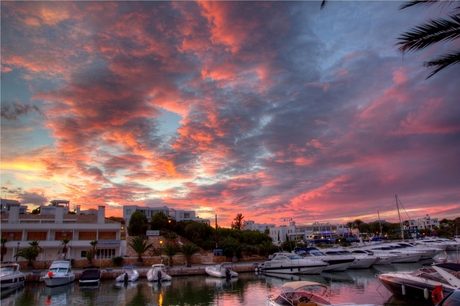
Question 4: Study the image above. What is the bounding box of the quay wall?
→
[24,262,259,283]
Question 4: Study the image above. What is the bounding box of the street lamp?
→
[16,242,20,262]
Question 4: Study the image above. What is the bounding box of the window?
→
[79,232,97,240]
[96,249,116,259]
[27,232,47,240]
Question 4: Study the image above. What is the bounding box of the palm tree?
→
[397,0,460,78]
[162,243,179,267]
[346,222,354,238]
[128,236,153,266]
[231,213,244,230]
[180,243,200,267]
[1,238,7,262]
[15,241,44,269]
[60,238,70,259]
[85,249,95,267]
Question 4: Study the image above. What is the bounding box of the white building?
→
[0,202,125,265]
[123,205,210,225]
[243,220,275,233]
[268,221,350,244]
[1,199,28,214]
[408,214,439,231]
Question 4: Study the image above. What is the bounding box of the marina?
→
[1,251,458,305]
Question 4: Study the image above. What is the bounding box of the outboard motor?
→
[157,270,162,283]
[225,267,231,279]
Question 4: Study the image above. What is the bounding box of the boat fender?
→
[431,285,444,305]
[401,284,406,296]
[423,288,429,300]
[48,271,53,278]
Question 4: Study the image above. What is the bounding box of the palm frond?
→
[397,14,460,53]
[400,0,459,11]
[424,50,460,78]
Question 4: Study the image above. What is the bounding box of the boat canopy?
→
[281,281,328,292]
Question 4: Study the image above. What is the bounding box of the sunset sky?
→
[1,1,459,228]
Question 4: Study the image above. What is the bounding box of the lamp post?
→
[16,242,20,262]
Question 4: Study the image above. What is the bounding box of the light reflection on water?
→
[2,256,457,306]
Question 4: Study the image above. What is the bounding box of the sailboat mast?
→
[378,210,383,236]
[396,195,404,241]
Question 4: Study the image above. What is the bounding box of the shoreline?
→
[24,261,261,282]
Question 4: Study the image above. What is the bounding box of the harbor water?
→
[2,255,457,306]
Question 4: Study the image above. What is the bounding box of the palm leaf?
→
[397,14,460,53]
[424,50,460,78]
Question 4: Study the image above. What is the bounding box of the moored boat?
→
[260,252,328,275]
[266,281,379,306]
[377,262,460,303]
[115,265,139,282]
[321,247,378,269]
[41,260,75,287]
[295,247,355,271]
[205,262,238,278]
[79,267,102,286]
[147,264,172,282]
[0,263,25,297]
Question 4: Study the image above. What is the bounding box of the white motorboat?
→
[321,248,378,269]
[259,252,328,275]
[0,263,25,297]
[79,267,102,286]
[205,262,238,278]
[391,242,443,260]
[115,265,139,282]
[266,281,379,306]
[366,245,422,263]
[295,247,355,271]
[146,264,172,282]
[377,262,460,303]
[41,260,75,287]
[414,239,448,251]
[349,249,396,265]
[434,238,460,251]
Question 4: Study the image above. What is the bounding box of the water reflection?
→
[1,253,457,306]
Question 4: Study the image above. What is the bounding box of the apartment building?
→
[123,205,210,225]
[0,202,125,265]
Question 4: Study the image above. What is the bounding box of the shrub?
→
[111,256,124,267]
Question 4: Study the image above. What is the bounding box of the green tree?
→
[346,221,354,237]
[397,1,460,78]
[180,243,200,267]
[163,243,179,267]
[127,210,148,236]
[128,236,153,265]
[224,237,241,262]
[231,213,244,230]
[150,212,168,230]
[1,238,7,262]
[258,240,274,257]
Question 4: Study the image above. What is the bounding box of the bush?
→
[111,256,124,267]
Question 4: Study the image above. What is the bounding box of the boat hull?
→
[262,262,327,275]
[42,275,75,288]
[377,274,455,301]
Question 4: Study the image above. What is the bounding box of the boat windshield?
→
[287,254,303,260]
[50,268,69,273]
[0,266,15,272]
[308,250,326,256]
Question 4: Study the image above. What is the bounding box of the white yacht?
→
[366,245,422,263]
[414,239,448,251]
[393,242,443,259]
[115,265,139,282]
[349,249,396,265]
[295,247,355,271]
[259,252,328,275]
[321,247,378,269]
